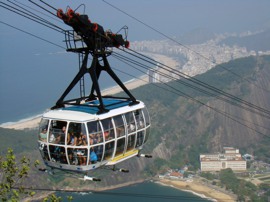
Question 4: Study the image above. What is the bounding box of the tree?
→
[0,148,38,201]
[0,148,73,202]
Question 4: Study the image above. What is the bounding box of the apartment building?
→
[200,147,246,172]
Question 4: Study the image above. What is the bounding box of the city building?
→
[200,147,247,172]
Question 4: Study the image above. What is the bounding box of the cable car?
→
[38,98,150,173]
[37,6,151,179]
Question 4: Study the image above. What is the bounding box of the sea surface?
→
[56,181,211,202]
[0,50,148,124]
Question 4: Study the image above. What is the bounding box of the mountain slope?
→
[132,55,270,171]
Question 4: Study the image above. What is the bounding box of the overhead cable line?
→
[7,0,61,27]
[0,2,64,34]
[112,54,270,138]
[12,0,63,23]
[0,20,65,49]
[117,48,270,119]
[112,51,269,120]
[112,55,270,131]
[113,63,270,132]
[124,47,270,116]
[28,0,57,18]
[102,0,270,94]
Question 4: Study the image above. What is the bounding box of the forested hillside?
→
[132,55,270,173]
[1,55,269,188]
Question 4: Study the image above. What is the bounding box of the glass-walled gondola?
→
[38,106,150,172]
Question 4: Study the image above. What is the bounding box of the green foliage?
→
[0,148,72,202]
[43,194,73,202]
[145,158,169,176]
[219,168,264,200]
[200,172,217,180]
[219,168,239,192]
[168,146,187,169]
[43,193,62,202]
[252,137,270,163]
[0,148,34,201]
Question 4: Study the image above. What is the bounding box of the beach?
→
[0,115,42,130]
[158,178,236,202]
[0,75,149,130]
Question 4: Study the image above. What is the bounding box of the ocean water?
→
[0,47,147,124]
[57,181,211,202]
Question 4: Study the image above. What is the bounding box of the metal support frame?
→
[52,51,139,114]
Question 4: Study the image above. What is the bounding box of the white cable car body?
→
[38,98,150,172]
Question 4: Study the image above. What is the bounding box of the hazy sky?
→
[1,0,270,42]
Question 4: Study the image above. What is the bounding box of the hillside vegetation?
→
[0,55,269,189]
[132,55,270,172]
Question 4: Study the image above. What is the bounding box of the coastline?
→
[22,179,236,202]
[157,178,236,202]
[0,52,179,130]
[0,115,42,130]
[0,75,149,131]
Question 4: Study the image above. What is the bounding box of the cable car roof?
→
[42,98,146,122]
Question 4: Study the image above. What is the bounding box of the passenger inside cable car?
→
[38,107,150,170]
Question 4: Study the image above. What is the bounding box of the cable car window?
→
[39,119,49,142]
[88,121,103,145]
[144,127,150,143]
[101,118,115,141]
[135,110,145,130]
[125,112,136,133]
[67,148,85,165]
[104,141,115,160]
[39,144,49,161]
[49,145,67,164]
[67,148,76,165]
[142,108,150,127]
[67,122,87,145]
[142,108,151,143]
[90,145,103,164]
[127,134,136,151]
[67,147,88,166]
[76,148,88,166]
[115,137,125,156]
[136,130,145,148]
[113,115,125,137]
[76,133,88,166]
[49,120,67,145]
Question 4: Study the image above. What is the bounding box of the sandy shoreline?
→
[0,116,42,130]
[158,179,236,202]
[0,77,147,131]
[0,75,148,130]
[0,74,149,131]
